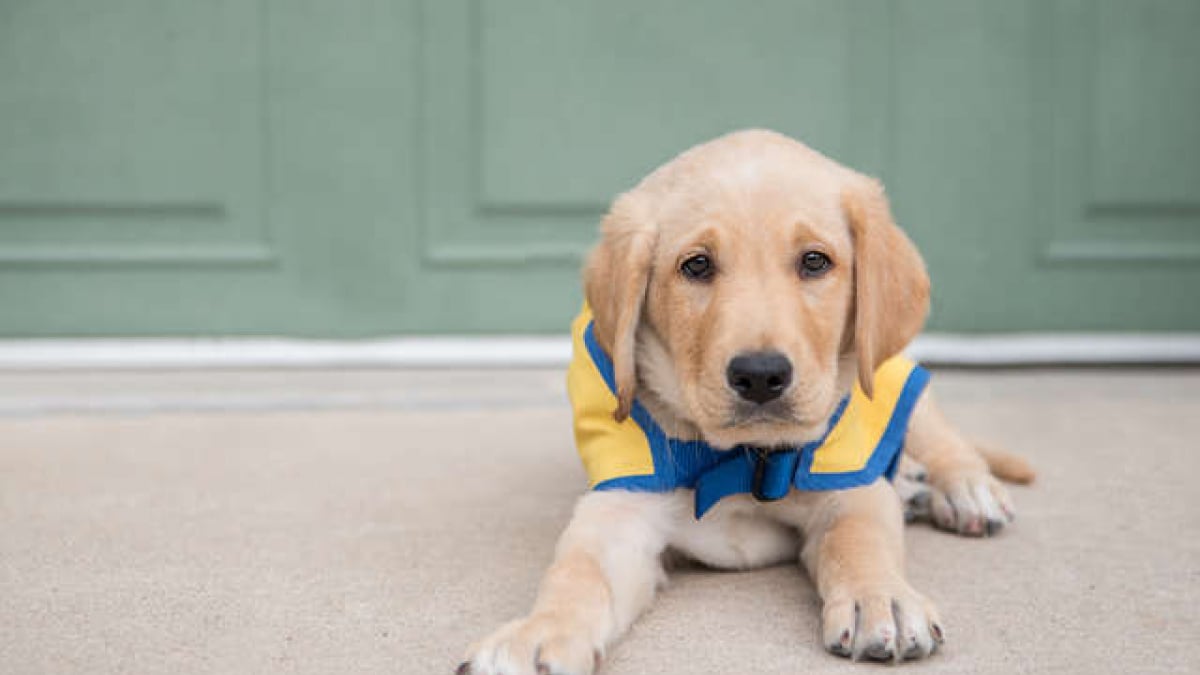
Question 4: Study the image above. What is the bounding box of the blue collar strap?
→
[692,398,848,518]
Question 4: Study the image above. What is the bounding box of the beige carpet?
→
[0,368,1197,674]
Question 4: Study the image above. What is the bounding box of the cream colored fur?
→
[461,130,1033,674]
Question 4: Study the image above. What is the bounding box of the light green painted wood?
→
[0,0,420,337]
[890,0,1200,331]
[1,0,1197,337]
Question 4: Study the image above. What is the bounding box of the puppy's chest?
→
[663,490,830,570]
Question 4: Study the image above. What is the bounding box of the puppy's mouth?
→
[716,392,843,441]
[721,400,802,428]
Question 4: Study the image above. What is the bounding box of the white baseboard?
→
[0,336,572,370]
[0,333,1197,369]
[906,333,1200,365]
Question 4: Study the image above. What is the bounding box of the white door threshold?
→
[0,333,1197,370]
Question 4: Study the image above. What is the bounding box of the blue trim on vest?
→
[792,365,930,491]
[581,322,927,518]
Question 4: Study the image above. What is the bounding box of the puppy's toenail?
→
[865,643,894,660]
[829,630,853,655]
[932,623,945,642]
[455,662,471,675]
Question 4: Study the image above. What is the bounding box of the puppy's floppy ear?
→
[583,192,657,422]
[843,178,930,398]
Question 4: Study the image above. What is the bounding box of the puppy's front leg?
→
[462,491,672,675]
[800,481,943,661]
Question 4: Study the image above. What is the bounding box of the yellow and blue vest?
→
[567,306,930,519]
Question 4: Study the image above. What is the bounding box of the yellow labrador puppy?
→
[461,130,1032,674]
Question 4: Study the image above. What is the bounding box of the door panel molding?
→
[0,0,276,267]
[417,0,896,266]
[1037,0,1200,264]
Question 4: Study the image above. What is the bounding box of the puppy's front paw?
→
[460,615,600,675]
[822,584,944,662]
[925,465,1014,537]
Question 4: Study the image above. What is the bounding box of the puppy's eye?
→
[680,254,715,281]
[798,251,832,278]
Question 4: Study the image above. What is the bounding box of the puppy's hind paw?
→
[894,457,932,523]
[928,469,1014,537]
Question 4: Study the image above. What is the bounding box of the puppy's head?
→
[584,130,929,449]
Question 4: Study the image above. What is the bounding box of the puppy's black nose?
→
[726,351,793,404]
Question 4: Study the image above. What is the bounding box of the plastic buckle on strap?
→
[751,452,781,502]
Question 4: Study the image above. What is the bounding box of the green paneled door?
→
[2,1,1198,337]
[0,0,420,337]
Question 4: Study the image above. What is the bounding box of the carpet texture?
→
[0,368,1196,674]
